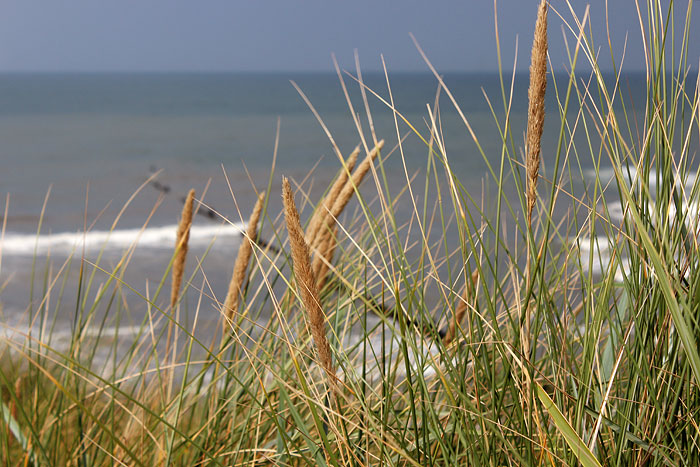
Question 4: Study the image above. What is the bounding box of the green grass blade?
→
[0,400,34,464]
[536,383,602,467]
[613,164,700,385]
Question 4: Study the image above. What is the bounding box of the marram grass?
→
[2,1,700,465]
[222,191,265,328]
[525,0,547,227]
[170,188,195,311]
[306,145,359,248]
[282,176,336,392]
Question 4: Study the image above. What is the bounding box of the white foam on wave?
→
[0,323,144,344]
[600,199,700,228]
[0,321,151,378]
[571,235,630,282]
[1,222,245,256]
[587,166,698,191]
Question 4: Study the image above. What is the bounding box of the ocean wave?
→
[0,222,245,256]
[600,199,700,227]
[585,166,698,192]
[571,235,629,282]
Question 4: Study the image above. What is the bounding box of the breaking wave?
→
[1,222,245,256]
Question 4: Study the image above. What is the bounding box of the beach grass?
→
[2,0,700,465]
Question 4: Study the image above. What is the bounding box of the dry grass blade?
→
[222,192,265,329]
[170,189,195,311]
[443,269,479,346]
[526,0,548,226]
[306,145,360,248]
[282,177,336,390]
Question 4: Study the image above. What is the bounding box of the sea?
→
[0,71,692,365]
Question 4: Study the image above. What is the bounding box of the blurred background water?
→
[0,71,671,347]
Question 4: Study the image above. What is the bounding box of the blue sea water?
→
[1,72,522,232]
[0,71,665,349]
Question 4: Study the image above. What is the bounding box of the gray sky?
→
[0,1,697,73]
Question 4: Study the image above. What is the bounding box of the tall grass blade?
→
[536,383,602,467]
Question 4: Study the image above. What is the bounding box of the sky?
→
[0,1,698,73]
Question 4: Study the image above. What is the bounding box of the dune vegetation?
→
[2,0,700,465]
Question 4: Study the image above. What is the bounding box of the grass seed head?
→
[306,145,360,248]
[282,177,336,389]
[330,140,384,222]
[526,0,548,225]
[223,192,265,327]
[171,189,195,310]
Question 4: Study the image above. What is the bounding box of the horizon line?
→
[0,68,652,75]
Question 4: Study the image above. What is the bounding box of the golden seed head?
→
[282,177,336,389]
[526,0,548,225]
[306,145,360,248]
[171,189,195,310]
[223,192,265,326]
